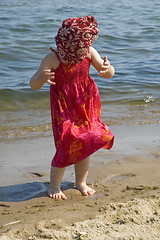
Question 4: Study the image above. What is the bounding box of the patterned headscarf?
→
[55,16,99,64]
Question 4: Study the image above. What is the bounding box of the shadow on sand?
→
[0,181,74,202]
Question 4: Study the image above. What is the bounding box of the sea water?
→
[0,0,160,141]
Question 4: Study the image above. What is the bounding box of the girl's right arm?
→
[89,47,115,79]
[29,53,56,90]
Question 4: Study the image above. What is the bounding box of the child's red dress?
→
[50,49,114,167]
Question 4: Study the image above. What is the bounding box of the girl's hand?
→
[43,68,56,85]
[98,56,110,77]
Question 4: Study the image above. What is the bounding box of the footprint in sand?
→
[24,172,44,179]
[106,173,136,182]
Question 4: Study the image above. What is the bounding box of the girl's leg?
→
[74,157,96,196]
[47,166,67,200]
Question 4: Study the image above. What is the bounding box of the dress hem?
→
[51,135,114,168]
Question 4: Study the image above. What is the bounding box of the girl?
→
[30,16,115,200]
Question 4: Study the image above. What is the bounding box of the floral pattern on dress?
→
[50,49,114,168]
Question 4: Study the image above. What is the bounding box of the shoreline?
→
[0,123,160,239]
[0,123,159,187]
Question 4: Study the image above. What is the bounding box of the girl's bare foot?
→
[74,157,95,196]
[76,182,96,196]
[47,166,66,200]
[47,183,67,200]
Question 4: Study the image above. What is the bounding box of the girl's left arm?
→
[89,47,115,79]
[30,53,56,90]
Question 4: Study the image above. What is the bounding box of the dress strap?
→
[50,47,62,62]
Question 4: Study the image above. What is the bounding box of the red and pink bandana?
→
[55,16,99,64]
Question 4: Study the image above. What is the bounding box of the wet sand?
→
[0,124,160,239]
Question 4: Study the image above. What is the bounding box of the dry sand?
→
[0,124,160,239]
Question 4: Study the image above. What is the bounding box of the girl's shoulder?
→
[89,46,99,56]
[43,50,60,70]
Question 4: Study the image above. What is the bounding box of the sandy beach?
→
[1,0,160,238]
[0,124,160,239]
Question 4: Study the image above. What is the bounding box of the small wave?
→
[0,88,50,111]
